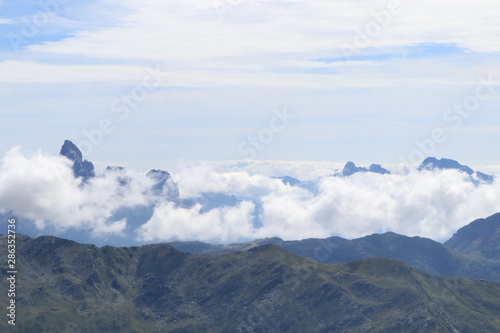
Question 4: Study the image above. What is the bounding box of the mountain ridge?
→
[418,156,494,184]
[445,212,500,261]
[166,213,500,282]
[2,233,500,332]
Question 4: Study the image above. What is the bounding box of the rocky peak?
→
[418,157,494,184]
[418,157,474,174]
[146,169,180,200]
[60,140,95,181]
[340,161,391,177]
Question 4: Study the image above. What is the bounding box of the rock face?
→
[198,193,239,212]
[418,157,494,183]
[2,234,500,333]
[340,161,391,176]
[445,212,500,261]
[146,169,180,200]
[418,157,474,174]
[60,140,95,181]
[476,171,495,184]
[368,163,391,175]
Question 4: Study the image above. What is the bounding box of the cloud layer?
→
[171,161,500,242]
[0,147,152,235]
[3,0,500,88]
[1,147,499,244]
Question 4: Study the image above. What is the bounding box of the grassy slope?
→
[168,232,500,282]
[1,235,500,332]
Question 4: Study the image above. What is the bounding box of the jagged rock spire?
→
[60,140,95,181]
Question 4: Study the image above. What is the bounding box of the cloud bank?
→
[0,147,152,235]
[170,161,500,242]
[0,147,499,244]
[3,0,500,88]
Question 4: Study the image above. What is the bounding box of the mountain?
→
[368,163,391,175]
[339,161,391,176]
[168,229,500,282]
[60,141,180,201]
[197,192,239,212]
[60,140,95,181]
[274,176,302,186]
[445,212,500,261]
[167,237,283,254]
[272,176,318,193]
[105,165,129,186]
[5,141,184,247]
[418,157,494,184]
[2,234,500,332]
[146,169,180,201]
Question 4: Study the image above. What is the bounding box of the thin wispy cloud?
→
[2,0,499,88]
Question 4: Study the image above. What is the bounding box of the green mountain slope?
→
[1,234,500,332]
[445,212,500,262]
[168,231,500,282]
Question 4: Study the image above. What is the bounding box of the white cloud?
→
[0,18,14,25]
[0,147,153,235]
[255,170,498,241]
[4,59,498,88]
[137,201,256,243]
[0,61,148,84]
[172,161,500,242]
[1,0,499,89]
[26,0,500,60]
[172,160,316,198]
[1,147,499,244]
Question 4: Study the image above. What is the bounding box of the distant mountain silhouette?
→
[146,169,180,200]
[418,157,494,183]
[168,213,500,282]
[59,140,95,181]
[274,175,302,186]
[338,161,391,176]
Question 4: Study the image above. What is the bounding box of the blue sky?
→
[1,0,500,172]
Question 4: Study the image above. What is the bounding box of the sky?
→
[0,0,499,172]
[1,1,500,244]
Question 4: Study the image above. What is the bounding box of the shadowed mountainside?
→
[168,222,500,282]
[445,212,500,261]
[1,234,500,332]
